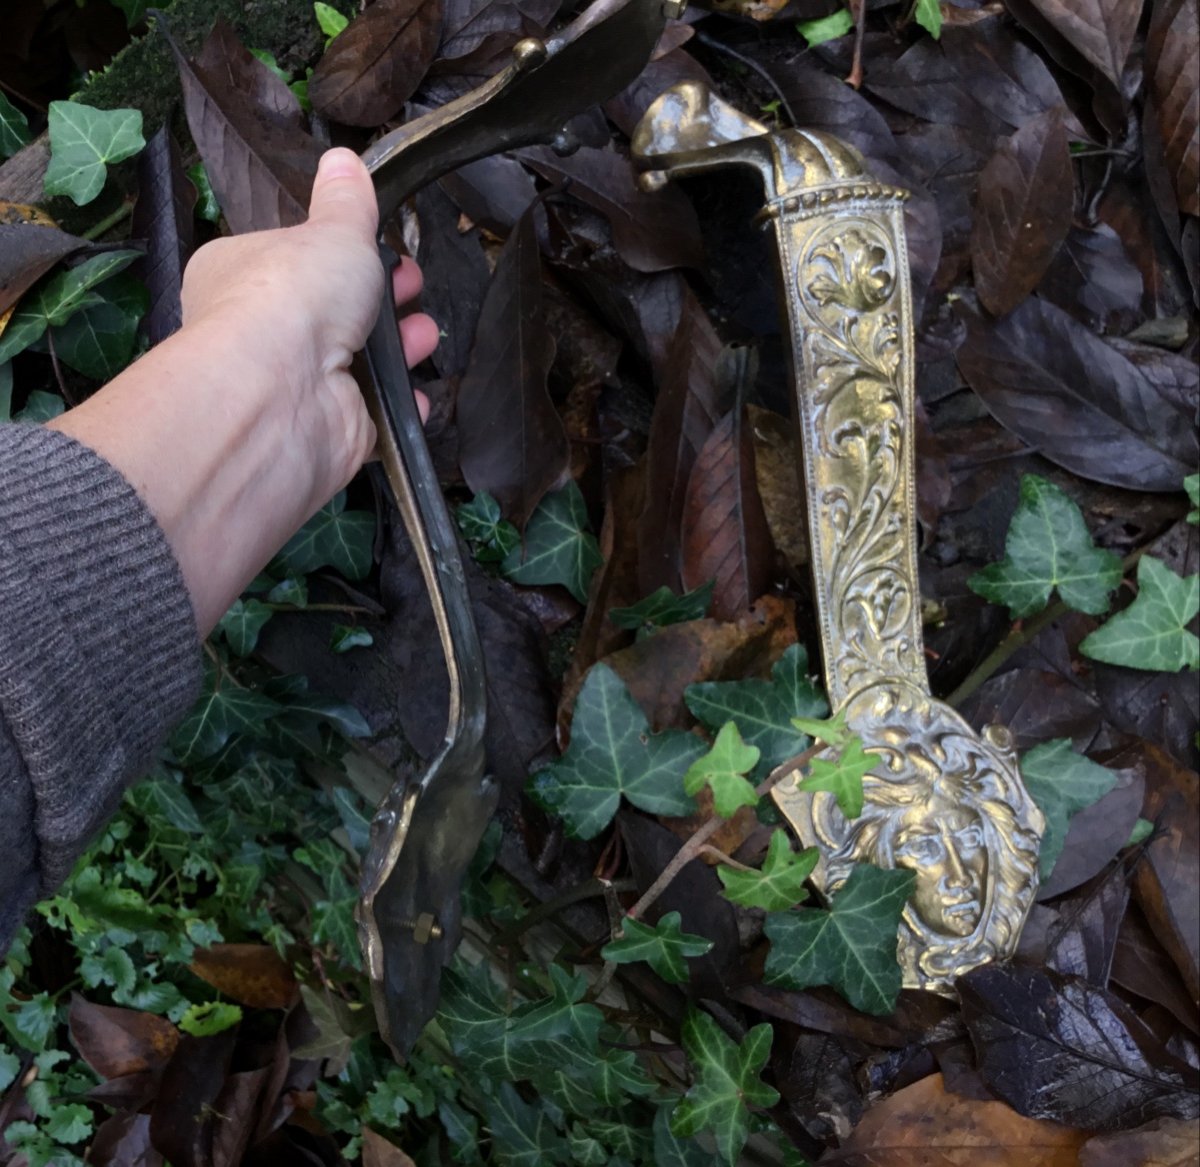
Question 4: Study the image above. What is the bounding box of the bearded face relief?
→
[890,797,987,940]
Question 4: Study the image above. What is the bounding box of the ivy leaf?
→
[683,722,761,818]
[264,674,371,738]
[0,250,141,363]
[653,1105,720,1166]
[913,0,942,38]
[187,162,221,223]
[179,1001,242,1037]
[217,598,274,656]
[530,663,704,838]
[1080,555,1199,672]
[796,8,854,47]
[80,946,136,994]
[138,770,204,834]
[0,92,31,158]
[969,474,1123,619]
[1186,474,1199,524]
[169,680,282,764]
[601,911,714,983]
[49,271,147,379]
[0,361,11,421]
[686,644,828,774]
[610,582,714,636]
[44,101,145,206]
[14,391,65,423]
[764,864,916,1015]
[1021,739,1118,878]
[671,1010,779,1167]
[794,734,875,819]
[457,491,520,563]
[482,1082,568,1167]
[790,707,854,748]
[273,490,375,579]
[266,575,307,606]
[331,624,373,653]
[314,1,350,42]
[502,481,603,603]
[718,830,818,911]
[0,1048,19,1092]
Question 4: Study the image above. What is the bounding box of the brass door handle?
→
[632,82,1045,991]
[356,0,678,1059]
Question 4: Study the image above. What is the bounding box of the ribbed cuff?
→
[0,424,203,891]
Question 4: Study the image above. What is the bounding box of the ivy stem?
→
[946,544,1151,708]
[82,201,134,241]
[625,743,824,922]
[696,844,754,872]
[497,876,638,947]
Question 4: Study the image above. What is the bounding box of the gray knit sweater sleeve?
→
[0,424,203,949]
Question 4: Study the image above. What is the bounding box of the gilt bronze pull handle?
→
[632,82,1045,991]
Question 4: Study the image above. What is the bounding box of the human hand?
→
[178,147,439,510]
[50,148,440,634]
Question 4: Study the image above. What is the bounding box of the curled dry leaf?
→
[457,203,568,527]
[970,106,1073,317]
[1078,1116,1200,1167]
[821,1071,1088,1166]
[1145,0,1199,217]
[187,943,298,1009]
[637,287,723,595]
[309,0,443,126]
[131,125,195,345]
[680,404,774,623]
[0,202,86,318]
[166,17,322,234]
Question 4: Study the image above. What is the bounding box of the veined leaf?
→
[178,1001,242,1036]
[671,1010,779,1167]
[273,490,375,580]
[502,481,603,603]
[0,92,31,159]
[217,598,274,656]
[686,644,828,775]
[718,830,818,911]
[609,581,714,635]
[970,475,1122,619]
[682,722,761,819]
[44,101,145,206]
[14,391,65,423]
[314,2,350,41]
[0,250,141,363]
[653,1106,720,1166]
[187,162,221,223]
[50,272,148,380]
[794,734,875,819]
[330,624,373,653]
[764,863,915,1015]
[529,663,704,838]
[601,911,714,983]
[170,681,282,764]
[1080,555,1199,672]
[1021,739,1119,878]
[483,1082,569,1167]
[1186,474,1199,524]
[457,490,520,563]
[913,0,941,37]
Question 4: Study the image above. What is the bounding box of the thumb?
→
[307,148,378,241]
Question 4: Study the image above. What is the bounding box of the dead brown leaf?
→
[309,0,443,126]
[166,17,322,234]
[680,404,774,622]
[68,994,179,1081]
[747,403,808,577]
[1009,0,1142,91]
[457,202,569,527]
[970,106,1073,317]
[362,1128,419,1167]
[0,202,86,318]
[188,943,299,1010]
[1145,0,1199,218]
[822,1072,1089,1165]
[1078,1116,1200,1166]
[1134,742,1200,1005]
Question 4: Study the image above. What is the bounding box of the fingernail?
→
[318,148,361,181]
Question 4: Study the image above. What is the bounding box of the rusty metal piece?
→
[357,0,674,1059]
[632,82,1045,992]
